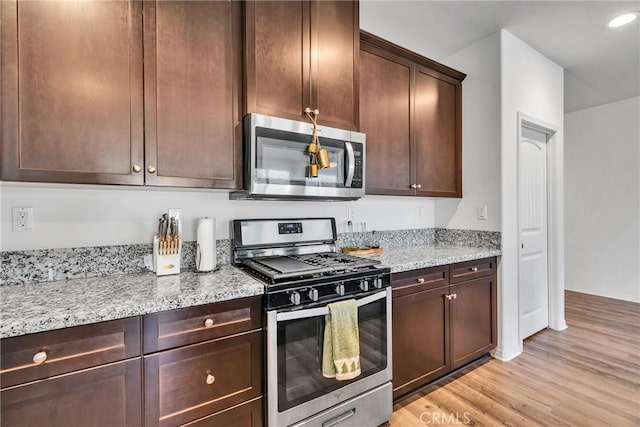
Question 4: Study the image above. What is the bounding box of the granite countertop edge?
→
[1,245,501,339]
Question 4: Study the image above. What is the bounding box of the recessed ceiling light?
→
[607,12,638,28]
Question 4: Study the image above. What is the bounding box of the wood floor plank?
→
[391,291,640,426]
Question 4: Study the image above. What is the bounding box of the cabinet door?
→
[244,1,311,122]
[392,285,450,399]
[0,0,144,185]
[449,275,497,369]
[1,359,142,427]
[360,45,414,196]
[144,331,263,427]
[414,66,462,197]
[143,1,242,189]
[311,0,359,130]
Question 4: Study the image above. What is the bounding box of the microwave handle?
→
[276,289,388,322]
[344,142,355,188]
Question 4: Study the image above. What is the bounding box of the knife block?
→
[153,235,181,276]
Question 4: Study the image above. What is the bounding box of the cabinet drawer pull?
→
[470,267,478,272]
[204,318,214,328]
[206,373,216,385]
[32,351,48,365]
[417,278,425,284]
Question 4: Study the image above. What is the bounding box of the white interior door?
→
[519,126,549,339]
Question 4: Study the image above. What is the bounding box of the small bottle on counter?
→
[343,220,359,251]
[359,222,371,249]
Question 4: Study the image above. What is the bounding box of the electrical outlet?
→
[12,207,33,232]
[168,208,182,220]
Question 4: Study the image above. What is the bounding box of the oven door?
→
[266,288,392,427]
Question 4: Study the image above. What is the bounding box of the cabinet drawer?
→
[143,296,262,353]
[391,266,448,297]
[450,257,495,284]
[183,397,263,427]
[0,317,141,388]
[144,330,263,427]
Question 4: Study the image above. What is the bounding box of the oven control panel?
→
[266,269,391,310]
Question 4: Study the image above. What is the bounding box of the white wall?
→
[435,33,502,231]
[499,30,565,361]
[0,182,435,251]
[565,96,640,302]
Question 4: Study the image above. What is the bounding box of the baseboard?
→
[565,283,640,303]
[492,345,522,362]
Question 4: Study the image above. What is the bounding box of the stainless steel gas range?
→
[232,218,392,427]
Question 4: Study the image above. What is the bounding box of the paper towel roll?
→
[196,218,216,272]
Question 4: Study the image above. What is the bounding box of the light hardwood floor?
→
[391,291,640,426]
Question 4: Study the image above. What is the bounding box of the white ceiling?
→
[361,1,640,113]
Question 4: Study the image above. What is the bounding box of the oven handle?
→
[276,289,388,322]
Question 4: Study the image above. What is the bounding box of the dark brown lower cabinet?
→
[144,330,263,427]
[184,397,263,427]
[391,258,497,400]
[392,285,450,398]
[0,359,142,427]
[450,276,497,370]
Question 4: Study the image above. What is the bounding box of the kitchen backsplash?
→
[1,228,500,286]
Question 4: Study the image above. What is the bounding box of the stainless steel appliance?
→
[230,114,366,200]
[232,218,392,427]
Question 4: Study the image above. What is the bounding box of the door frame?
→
[516,112,566,341]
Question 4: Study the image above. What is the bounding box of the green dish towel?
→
[322,299,361,380]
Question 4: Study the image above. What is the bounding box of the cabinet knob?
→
[445,294,452,300]
[206,373,216,385]
[132,164,142,173]
[410,184,417,189]
[204,318,214,328]
[416,184,422,189]
[470,267,478,272]
[147,165,157,174]
[452,293,458,299]
[417,278,425,284]
[32,351,48,365]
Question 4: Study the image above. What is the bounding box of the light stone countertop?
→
[376,245,502,274]
[0,265,264,339]
[0,245,501,339]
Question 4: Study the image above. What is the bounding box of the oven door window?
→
[255,127,346,188]
[276,298,387,412]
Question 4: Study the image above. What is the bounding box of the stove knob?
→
[374,278,383,289]
[359,280,369,292]
[335,284,345,296]
[308,288,319,301]
[290,291,301,306]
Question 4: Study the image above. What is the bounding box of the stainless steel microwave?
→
[230,113,366,200]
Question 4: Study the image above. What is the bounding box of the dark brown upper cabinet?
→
[1,1,242,189]
[0,0,145,185]
[143,1,242,189]
[360,31,465,198]
[244,1,359,131]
